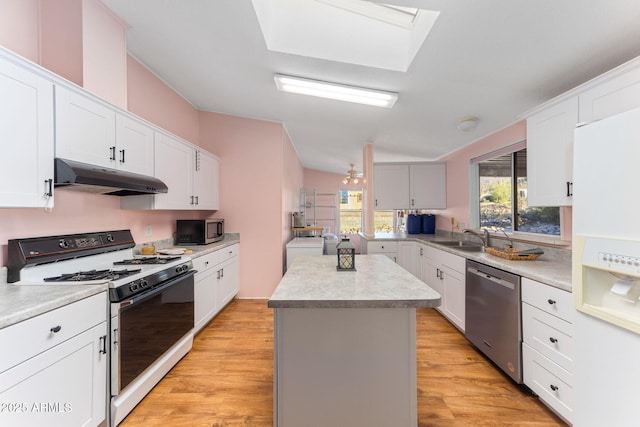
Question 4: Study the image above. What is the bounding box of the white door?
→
[193,150,220,210]
[409,163,446,209]
[526,97,578,207]
[0,323,107,427]
[55,86,116,168]
[115,113,154,175]
[0,58,54,208]
[153,132,193,209]
[373,164,409,209]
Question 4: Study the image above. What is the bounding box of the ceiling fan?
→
[342,163,362,185]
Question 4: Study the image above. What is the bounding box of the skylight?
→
[316,1,422,29]
[252,0,440,72]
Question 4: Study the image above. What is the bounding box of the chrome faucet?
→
[462,228,489,247]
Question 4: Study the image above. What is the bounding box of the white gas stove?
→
[7,230,196,427]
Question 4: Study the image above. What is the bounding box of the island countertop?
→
[268,254,441,309]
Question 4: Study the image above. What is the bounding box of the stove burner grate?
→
[113,256,182,265]
[43,268,142,282]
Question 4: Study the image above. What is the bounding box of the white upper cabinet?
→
[526,96,578,207]
[374,164,409,209]
[56,86,155,175]
[579,61,640,123]
[374,163,446,210]
[409,163,446,209]
[194,149,220,210]
[152,132,194,209]
[524,57,640,208]
[121,132,220,210]
[114,113,154,176]
[55,85,116,167]
[0,54,54,208]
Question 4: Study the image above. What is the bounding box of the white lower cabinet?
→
[193,251,220,333]
[367,241,397,263]
[193,244,240,334]
[0,293,108,427]
[521,277,574,424]
[397,241,417,276]
[423,246,465,331]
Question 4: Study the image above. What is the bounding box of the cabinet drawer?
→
[219,243,239,263]
[0,292,107,373]
[367,241,397,253]
[522,303,573,372]
[192,251,219,273]
[523,343,573,423]
[522,278,574,323]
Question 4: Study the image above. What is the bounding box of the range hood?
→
[55,158,168,196]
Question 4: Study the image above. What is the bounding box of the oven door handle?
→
[115,270,197,308]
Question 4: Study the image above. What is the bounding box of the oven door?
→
[111,270,195,395]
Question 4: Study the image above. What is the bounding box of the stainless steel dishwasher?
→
[465,259,522,383]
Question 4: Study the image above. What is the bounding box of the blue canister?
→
[407,214,422,234]
[422,214,436,234]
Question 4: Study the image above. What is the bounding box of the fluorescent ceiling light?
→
[274,74,398,108]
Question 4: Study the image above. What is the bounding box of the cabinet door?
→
[152,132,194,209]
[0,322,107,427]
[441,264,465,331]
[409,163,446,209]
[217,256,239,310]
[115,113,154,175]
[579,65,640,123]
[55,85,116,168]
[194,267,219,333]
[193,149,220,210]
[526,97,578,207]
[373,164,409,209]
[0,58,54,208]
[416,244,428,283]
[397,242,417,277]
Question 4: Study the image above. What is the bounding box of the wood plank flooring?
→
[119,299,565,427]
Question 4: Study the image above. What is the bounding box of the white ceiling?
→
[101,0,640,175]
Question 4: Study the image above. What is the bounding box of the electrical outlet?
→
[145,225,152,236]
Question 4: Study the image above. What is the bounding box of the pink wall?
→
[0,0,40,62]
[439,121,528,232]
[40,0,84,86]
[199,111,299,298]
[127,56,200,144]
[82,0,127,108]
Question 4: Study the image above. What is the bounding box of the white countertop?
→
[0,283,107,330]
[268,254,441,309]
[362,232,573,292]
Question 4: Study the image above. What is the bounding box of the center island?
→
[268,254,441,427]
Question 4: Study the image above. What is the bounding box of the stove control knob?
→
[58,239,69,249]
[130,283,138,292]
[106,234,115,242]
[139,280,148,289]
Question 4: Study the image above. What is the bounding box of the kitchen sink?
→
[433,240,485,252]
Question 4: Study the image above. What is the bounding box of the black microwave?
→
[175,219,224,245]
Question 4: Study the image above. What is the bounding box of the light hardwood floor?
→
[119,299,565,427]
